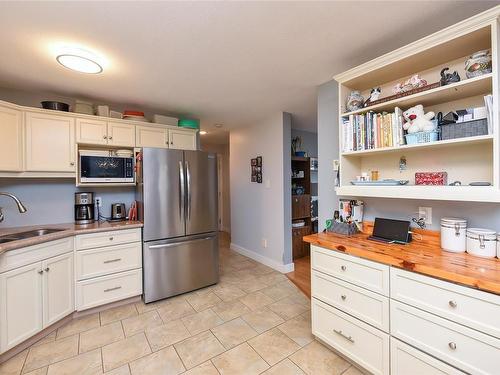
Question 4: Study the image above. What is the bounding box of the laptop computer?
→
[368,217,411,244]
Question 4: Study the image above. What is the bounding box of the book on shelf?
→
[342,107,405,152]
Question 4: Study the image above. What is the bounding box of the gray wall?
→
[291,129,318,158]
[229,112,292,269]
[318,78,500,233]
[317,80,339,232]
[0,179,135,227]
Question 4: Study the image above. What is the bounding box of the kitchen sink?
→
[0,228,65,242]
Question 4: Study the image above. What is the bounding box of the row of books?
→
[342,107,405,152]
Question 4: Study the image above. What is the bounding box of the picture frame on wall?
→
[256,156,262,166]
[251,158,257,166]
[251,156,263,183]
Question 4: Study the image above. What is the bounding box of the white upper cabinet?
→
[76,118,107,145]
[136,125,168,148]
[25,112,75,172]
[107,121,135,147]
[0,105,23,172]
[169,128,197,150]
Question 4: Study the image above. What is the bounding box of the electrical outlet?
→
[95,197,102,207]
[333,160,340,171]
[261,238,267,248]
[418,207,432,225]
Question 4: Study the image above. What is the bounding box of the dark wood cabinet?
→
[292,194,310,220]
[292,226,311,259]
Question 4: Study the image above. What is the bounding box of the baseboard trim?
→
[230,242,294,274]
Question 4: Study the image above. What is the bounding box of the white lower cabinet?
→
[0,262,43,352]
[75,228,142,311]
[0,247,73,354]
[311,245,500,375]
[312,298,390,375]
[42,253,74,327]
[391,338,465,375]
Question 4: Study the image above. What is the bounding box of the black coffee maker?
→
[75,192,95,224]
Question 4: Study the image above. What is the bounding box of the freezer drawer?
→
[143,233,219,303]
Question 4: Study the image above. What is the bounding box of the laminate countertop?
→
[303,225,500,295]
[0,221,143,254]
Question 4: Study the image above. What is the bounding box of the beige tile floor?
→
[0,234,363,375]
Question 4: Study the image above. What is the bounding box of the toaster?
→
[111,203,126,220]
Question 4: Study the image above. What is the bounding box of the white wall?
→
[230,112,292,272]
[200,141,231,233]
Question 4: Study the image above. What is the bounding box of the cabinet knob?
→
[109,237,114,241]
[341,265,347,271]
[448,300,457,308]
[70,162,75,166]
[448,342,457,350]
[341,295,347,301]
[103,135,108,139]
[108,136,113,140]
[44,267,50,272]
[295,199,298,203]
[170,141,173,145]
[38,270,44,275]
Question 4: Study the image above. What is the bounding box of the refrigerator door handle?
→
[186,160,192,220]
[148,237,213,249]
[179,161,185,221]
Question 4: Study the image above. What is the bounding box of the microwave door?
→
[80,155,134,183]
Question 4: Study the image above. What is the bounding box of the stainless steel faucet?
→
[0,192,27,223]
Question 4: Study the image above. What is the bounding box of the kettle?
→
[111,203,126,220]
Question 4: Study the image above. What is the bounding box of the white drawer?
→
[391,300,500,375]
[75,229,141,250]
[391,338,465,375]
[76,269,142,311]
[312,298,390,375]
[75,242,142,281]
[391,268,500,339]
[312,270,389,332]
[0,237,74,273]
[311,245,390,296]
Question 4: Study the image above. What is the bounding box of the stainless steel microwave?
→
[79,150,134,183]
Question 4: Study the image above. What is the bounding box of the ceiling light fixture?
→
[57,54,103,74]
[199,130,208,135]
[214,123,223,128]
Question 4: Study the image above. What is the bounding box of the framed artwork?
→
[251,156,263,183]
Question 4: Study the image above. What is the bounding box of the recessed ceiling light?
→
[214,123,223,128]
[199,130,208,135]
[57,54,103,74]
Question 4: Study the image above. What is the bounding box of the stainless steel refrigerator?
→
[137,148,219,303]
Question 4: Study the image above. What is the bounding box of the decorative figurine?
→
[440,68,461,86]
[392,74,427,94]
[402,104,436,134]
[363,87,381,107]
[465,50,492,78]
[346,91,364,112]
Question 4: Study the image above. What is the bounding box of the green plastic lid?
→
[178,118,200,129]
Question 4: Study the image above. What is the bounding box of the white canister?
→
[466,228,497,258]
[440,218,467,253]
[497,234,500,258]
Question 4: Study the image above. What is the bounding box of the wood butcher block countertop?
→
[303,223,500,295]
[0,221,143,254]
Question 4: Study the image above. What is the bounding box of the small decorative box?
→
[415,172,448,185]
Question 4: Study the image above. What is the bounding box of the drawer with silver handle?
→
[311,245,390,296]
[391,268,500,339]
[75,228,141,250]
[75,242,142,281]
[391,300,500,375]
[76,269,142,311]
[312,270,389,332]
[312,298,390,375]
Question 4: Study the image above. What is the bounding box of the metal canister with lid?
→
[466,228,497,258]
[440,218,467,253]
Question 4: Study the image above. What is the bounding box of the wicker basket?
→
[440,118,488,140]
[327,221,359,236]
[404,130,439,145]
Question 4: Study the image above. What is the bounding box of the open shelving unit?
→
[333,10,500,202]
